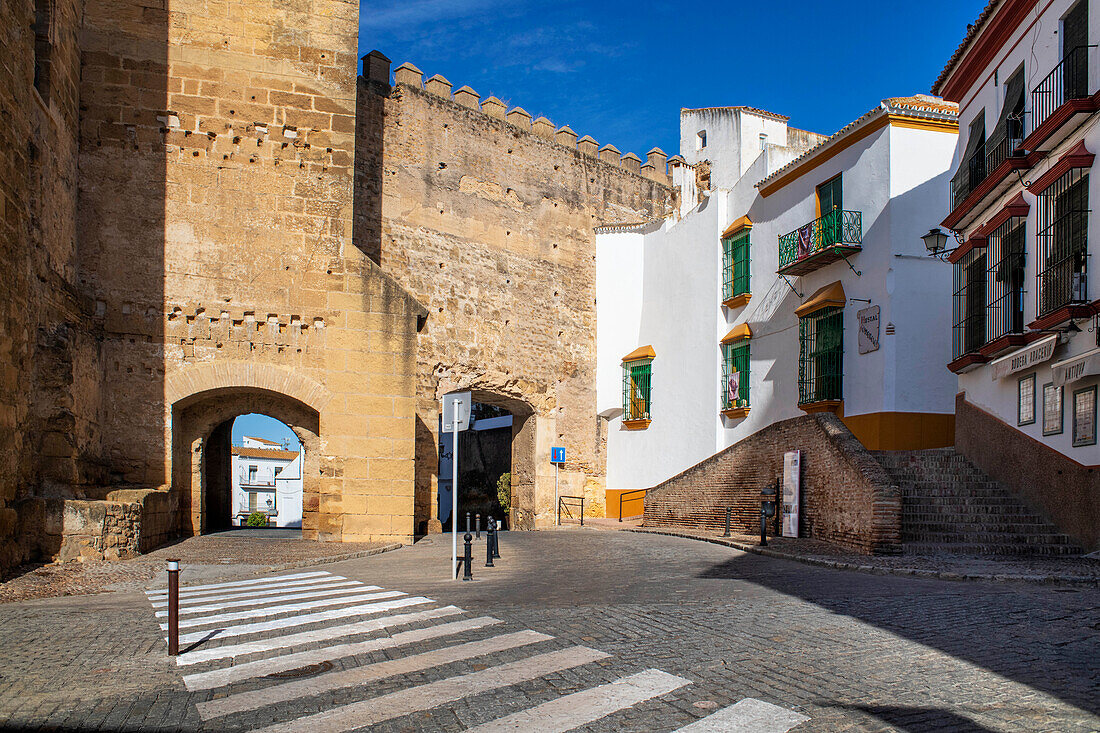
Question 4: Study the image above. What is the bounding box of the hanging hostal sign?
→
[989,335,1059,380]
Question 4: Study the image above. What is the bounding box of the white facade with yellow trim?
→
[596,100,961,498]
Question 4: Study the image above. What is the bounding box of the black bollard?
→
[723,507,732,537]
[760,508,768,547]
[466,511,471,534]
[475,513,481,539]
[463,533,473,580]
[485,519,495,567]
[492,518,501,559]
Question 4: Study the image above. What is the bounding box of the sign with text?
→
[781,450,801,538]
[550,447,565,464]
[857,305,880,354]
[990,335,1058,380]
[441,391,471,432]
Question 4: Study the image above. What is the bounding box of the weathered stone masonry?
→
[358,63,673,530]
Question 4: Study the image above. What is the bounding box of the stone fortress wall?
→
[358,57,673,529]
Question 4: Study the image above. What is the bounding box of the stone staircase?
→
[873,448,1083,556]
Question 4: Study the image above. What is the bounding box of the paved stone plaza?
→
[0,530,1096,731]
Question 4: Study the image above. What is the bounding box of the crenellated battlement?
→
[386,61,670,186]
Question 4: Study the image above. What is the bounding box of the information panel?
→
[781,450,801,538]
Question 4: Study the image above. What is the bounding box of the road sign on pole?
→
[443,392,471,580]
[551,447,565,525]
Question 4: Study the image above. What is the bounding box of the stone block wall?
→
[358,64,673,529]
[643,414,902,555]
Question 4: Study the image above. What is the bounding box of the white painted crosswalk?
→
[148,570,810,732]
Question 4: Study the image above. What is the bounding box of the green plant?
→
[496,472,511,514]
[246,511,268,527]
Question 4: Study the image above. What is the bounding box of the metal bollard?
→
[723,507,732,537]
[475,513,481,539]
[167,559,180,656]
[485,519,495,567]
[463,533,473,580]
[466,511,471,535]
[492,518,501,559]
[760,510,768,547]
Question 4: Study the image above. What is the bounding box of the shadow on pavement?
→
[836,705,1003,732]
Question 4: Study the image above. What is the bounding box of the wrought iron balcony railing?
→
[1031,45,1095,134]
[778,209,862,274]
[985,122,1024,177]
[1037,210,1089,316]
[950,149,987,211]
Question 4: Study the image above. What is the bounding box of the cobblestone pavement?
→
[0,530,1097,732]
[0,531,395,604]
[624,525,1100,586]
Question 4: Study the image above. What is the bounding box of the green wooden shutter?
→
[721,342,751,408]
[622,360,652,420]
[798,307,843,404]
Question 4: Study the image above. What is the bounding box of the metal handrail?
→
[778,209,862,270]
[617,489,647,522]
[1030,45,1095,134]
[557,496,585,526]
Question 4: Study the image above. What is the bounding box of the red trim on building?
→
[1027,300,1100,331]
[1020,92,1100,155]
[946,234,988,265]
[1029,140,1096,194]
[947,352,991,374]
[941,151,1043,230]
[974,192,1030,237]
[938,0,1039,103]
[977,330,1044,358]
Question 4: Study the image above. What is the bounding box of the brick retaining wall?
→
[642,413,902,555]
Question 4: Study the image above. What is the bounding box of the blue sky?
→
[233,413,301,449]
[358,0,983,158]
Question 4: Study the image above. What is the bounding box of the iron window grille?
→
[798,307,843,404]
[722,232,751,301]
[1037,168,1089,316]
[952,247,988,359]
[986,217,1027,342]
[721,342,750,409]
[1031,44,1094,134]
[622,359,652,421]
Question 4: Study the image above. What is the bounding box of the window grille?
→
[1037,169,1089,316]
[986,217,1026,341]
[721,342,750,409]
[798,307,843,404]
[722,232,751,301]
[622,359,652,421]
[953,248,988,359]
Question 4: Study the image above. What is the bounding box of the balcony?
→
[1025,45,1098,153]
[778,209,862,276]
[1036,210,1089,320]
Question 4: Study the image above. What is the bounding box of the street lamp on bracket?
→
[921,227,965,260]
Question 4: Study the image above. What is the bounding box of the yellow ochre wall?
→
[842,412,956,451]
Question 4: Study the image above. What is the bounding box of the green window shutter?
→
[798,307,843,404]
[721,342,750,408]
[722,232,751,301]
[622,360,652,420]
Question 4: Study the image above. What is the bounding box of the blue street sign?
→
[550,447,565,464]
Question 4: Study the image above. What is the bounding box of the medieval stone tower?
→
[1,0,671,571]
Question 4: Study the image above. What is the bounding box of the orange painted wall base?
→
[605,489,646,519]
[841,412,956,451]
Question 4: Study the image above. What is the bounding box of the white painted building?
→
[231,436,303,528]
[927,0,1098,548]
[597,100,960,507]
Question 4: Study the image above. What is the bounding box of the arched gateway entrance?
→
[167,364,330,537]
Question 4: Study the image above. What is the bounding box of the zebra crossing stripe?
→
[174,605,464,666]
[149,577,358,607]
[198,629,553,720]
[182,615,501,690]
[170,596,434,645]
[160,589,397,630]
[671,698,809,732]
[155,583,372,617]
[465,668,691,733]
[146,571,331,597]
[251,645,611,733]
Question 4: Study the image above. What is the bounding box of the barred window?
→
[721,342,750,409]
[953,248,988,359]
[722,232,750,301]
[1037,168,1089,316]
[622,359,652,422]
[986,217,1026,341]
[798,307,843,404]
